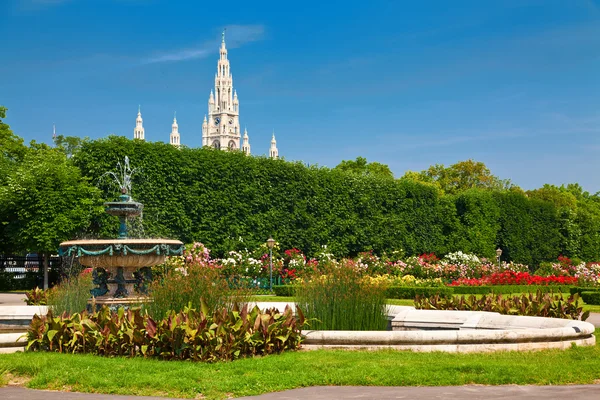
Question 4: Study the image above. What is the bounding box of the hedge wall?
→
[70,136,600,263]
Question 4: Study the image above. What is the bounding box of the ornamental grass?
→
[145,260,252,320]
[295,260,389,331]
[47,271,93,316]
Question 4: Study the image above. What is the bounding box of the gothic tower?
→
[134,105,145,140]
[170,113,180,147]
[269,131,278,159]
[202,30,249,153]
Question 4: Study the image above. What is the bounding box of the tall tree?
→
[0,147,103,288]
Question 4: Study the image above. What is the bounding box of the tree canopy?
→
[401,159,517,195]
[333,156,394,179]
[0,147,103,255]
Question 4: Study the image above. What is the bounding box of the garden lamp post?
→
[496,247,502,268]
[267,237,276,292]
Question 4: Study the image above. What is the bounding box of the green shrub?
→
[569,287,600,296]
[26,303,306,361]
[386,286,453,299]
[47,273,92,315]
[580,291,600,305]
[146,264,251,320]
[295,262,388,331]
[452,285,574,295]
[414,290,589,320]
[273,285,295,297]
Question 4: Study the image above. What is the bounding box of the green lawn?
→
[1,330,599,399]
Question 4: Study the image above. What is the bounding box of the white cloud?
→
[142,24,265,64]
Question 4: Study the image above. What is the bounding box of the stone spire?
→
[242,127,251,155]
[202,29,243,152]
[170,112,180,147]
[134,105,145,140]
[269,131,278,160]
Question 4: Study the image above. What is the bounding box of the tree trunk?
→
[43,252,49,290]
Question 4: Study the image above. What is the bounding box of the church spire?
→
[134,105,145,140]
[269,131,278,160]
[203,29,243,153]
[170,112,180,147]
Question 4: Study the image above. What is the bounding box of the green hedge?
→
[581,291,600,305]
[386,286,454,299]
[570,287,600,296]
[452,285,574,295]
[66,136,600,263]
[273,285,295,297]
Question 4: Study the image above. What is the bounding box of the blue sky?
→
[1,0,599,192]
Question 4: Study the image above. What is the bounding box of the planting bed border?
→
[253,302,596,353]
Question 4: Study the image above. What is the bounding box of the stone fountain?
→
[58,157,184,307]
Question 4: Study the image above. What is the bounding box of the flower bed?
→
[449,271,577,286]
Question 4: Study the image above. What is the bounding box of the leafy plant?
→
[24,287,48,305]
[414,290,590,320]
[26,302,307,362]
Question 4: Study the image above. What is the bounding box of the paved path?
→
[0,293,26,306]
[2,385,600,400]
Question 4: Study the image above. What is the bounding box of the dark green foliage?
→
[495,191,562,266]
[414,291,589,320]
[570,287,600,296]
[1,133,598,265]
[385,286,454,299]
[452,285,574,295]
[581,291,600,305]
[26,303,306,362]
[72,136,450,257]
[449,190,500,259]
[273,285,295,297]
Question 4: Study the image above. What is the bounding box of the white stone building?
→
[133,31,279,157]
[202,31,246,153]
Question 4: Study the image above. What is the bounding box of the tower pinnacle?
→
[134,106,145,140]
[269,131,278,160]
[170,112,180,147]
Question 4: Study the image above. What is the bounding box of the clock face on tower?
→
[214,117,221,125]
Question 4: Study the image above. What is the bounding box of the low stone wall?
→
[251,302,596,353]
[0,305,48,332]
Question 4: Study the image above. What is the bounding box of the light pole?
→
[267,237,276,292]
[496,247,503,268]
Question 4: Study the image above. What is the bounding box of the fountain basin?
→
[59,239,183,268]
[59,238,184,304]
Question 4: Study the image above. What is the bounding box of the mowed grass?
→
[1,330,599,399]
